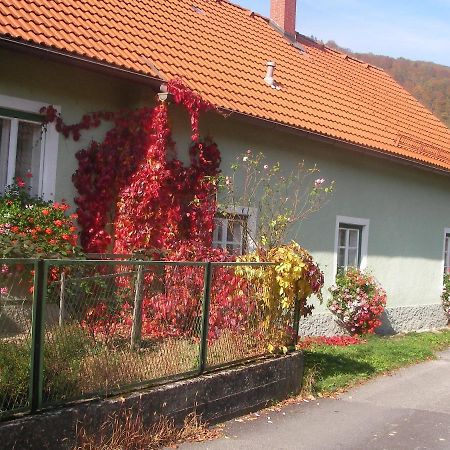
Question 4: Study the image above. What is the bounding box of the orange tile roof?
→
[2,0,450,171]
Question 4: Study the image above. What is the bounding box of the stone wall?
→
[0,352,304,449]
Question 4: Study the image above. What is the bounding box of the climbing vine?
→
[41,79,220,254]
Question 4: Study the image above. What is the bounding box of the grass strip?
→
[303,329,450,395]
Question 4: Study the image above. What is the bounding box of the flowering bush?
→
[0,177,80,259]
[237,242,324,353]
[441,274,450,320]
[327,268,387,335]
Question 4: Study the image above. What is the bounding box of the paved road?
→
[180,349,450,450]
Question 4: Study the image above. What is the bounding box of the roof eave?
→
[219,107,450,177]
[0,36,164,90]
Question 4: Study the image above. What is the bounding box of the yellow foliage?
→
[236,242,324,354]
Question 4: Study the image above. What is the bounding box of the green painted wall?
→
[2,49,450,312]
[198,112,450,311]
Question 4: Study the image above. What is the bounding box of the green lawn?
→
[303,329,450,395]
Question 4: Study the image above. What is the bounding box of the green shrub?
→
[0,339,30,411]
[43,326,93,401]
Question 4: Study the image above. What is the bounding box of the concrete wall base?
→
[299,304,448,336]
[0,353,304,450]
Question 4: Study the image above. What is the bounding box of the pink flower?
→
[314,178,325,188]
[0,287,8,296]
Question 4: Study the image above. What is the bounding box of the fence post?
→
[198,262,212,374]
[131,264,144,350]
[59,271,66,326]
[30,259,47,413]
[292,293,302,348]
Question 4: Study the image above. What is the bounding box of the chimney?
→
[270,0,297,37]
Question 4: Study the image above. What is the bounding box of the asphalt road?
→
[180,349,450,450]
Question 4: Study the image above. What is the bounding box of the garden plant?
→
[327,268,387,335]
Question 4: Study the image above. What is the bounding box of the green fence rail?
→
[0,257,301,420]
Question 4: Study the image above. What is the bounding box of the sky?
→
[234,0,450,67]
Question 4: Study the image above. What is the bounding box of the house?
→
[1,0,449,334]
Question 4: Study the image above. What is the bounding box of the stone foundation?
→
[299,304,449,336]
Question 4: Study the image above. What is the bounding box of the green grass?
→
[303,329,450,395]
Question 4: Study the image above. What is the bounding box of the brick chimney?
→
[270,0,297,37]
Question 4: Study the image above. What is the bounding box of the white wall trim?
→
[333,215,370,276]
[0,94,60,200]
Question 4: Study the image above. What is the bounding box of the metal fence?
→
[0,258,301,420]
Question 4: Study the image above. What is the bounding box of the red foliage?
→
[82,244,257,341]
[296,335,364,350]
[44,81,255,342]
[41,79,220,254]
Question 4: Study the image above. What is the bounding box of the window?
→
[213,214,247,255]
[0,95,59,200]
[213,207,257,255]
[337,224,362,270]
[443,229,450,274]
[334,216,369,274]
[0,112,44,196]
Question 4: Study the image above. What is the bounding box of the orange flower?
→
[45,228,53,235]
[42,209,50,216]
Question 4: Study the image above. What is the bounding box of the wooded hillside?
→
[326,41,450,128]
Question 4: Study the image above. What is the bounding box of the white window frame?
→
[442,228,450,276]
[213,206,257,254]
[0,94,60,200]
[333,215,370,275]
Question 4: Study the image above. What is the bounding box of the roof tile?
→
[2,0,450,170]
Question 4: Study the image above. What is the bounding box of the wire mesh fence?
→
[0,259,36,419]
[0,257,300,420]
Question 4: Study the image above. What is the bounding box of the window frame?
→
[213,206,257,255]
[0,95,60,200]
[333,215,370,275]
